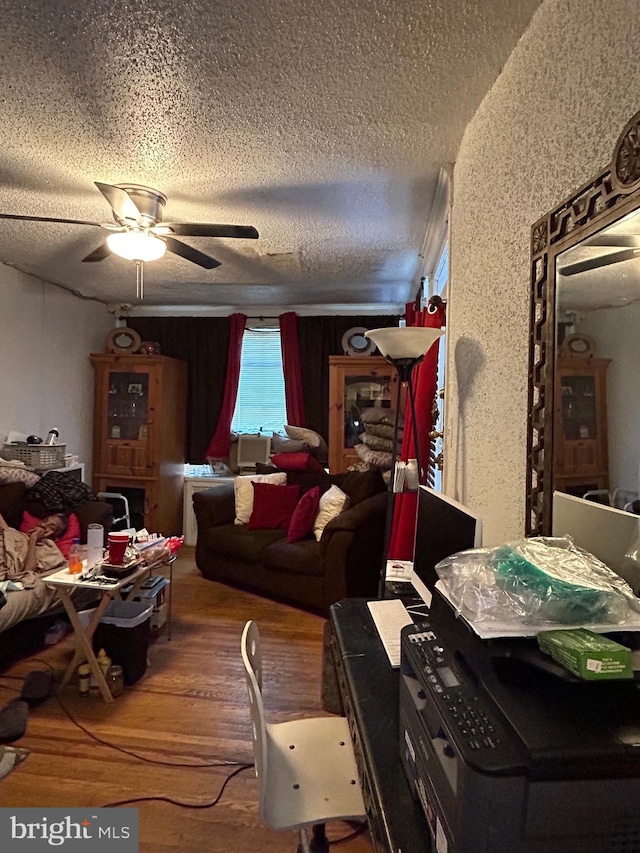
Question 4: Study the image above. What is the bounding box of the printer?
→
[399,588,640,853]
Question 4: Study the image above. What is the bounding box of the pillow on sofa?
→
[0,465,40,487]
[284,425,329,464]
[20,508,81,559]
[335,468,386,505]
[271,452,324,472]
[287,486,321,543]
[248,483,301,530]
[313,484,349,542]
[271,433,310,455]
[234,473,287,525]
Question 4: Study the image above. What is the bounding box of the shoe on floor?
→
[0,700,28,743]
[20,671,54,707]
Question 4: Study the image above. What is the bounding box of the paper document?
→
[367,599,414,667]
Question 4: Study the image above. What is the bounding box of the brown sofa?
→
[0,479,113,671]
[193,467,388,616]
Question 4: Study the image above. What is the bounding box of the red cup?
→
[108,532,129,564]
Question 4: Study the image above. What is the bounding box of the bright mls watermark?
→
[0,809,139,850]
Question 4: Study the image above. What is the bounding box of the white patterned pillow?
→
[0,465,41,487]
[234,473,287,525]
[313,484,349,542]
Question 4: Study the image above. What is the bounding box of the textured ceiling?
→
[0,0,541,313]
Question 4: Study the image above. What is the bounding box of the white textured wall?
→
[0,267,113,480]
[446,0,640,544]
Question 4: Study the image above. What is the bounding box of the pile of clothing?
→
[352,407,404,481]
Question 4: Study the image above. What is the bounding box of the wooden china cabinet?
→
[90,353,187,535]
[553,356,610,497]
[328,355,400,473]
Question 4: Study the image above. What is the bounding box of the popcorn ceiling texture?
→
[0,0,541,309]
[447,0,640,545]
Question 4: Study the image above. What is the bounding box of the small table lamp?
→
[365,326,445,595]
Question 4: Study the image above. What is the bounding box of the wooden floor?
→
[0,548,373,852]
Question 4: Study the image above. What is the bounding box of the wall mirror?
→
[527,108,640,535]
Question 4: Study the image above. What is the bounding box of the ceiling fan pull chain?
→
[136,260,144,300]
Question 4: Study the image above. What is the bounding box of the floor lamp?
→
[365,326,445,597]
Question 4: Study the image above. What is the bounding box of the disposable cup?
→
[87,523,104,567]
[108,532,129,564]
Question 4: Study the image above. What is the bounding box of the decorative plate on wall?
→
[560,333,594,358]
[341,327,376,357]
[105,326,142,354]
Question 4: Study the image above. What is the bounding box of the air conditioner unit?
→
[236,434,272,472]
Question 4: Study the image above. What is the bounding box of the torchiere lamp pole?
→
[365,326,445,597]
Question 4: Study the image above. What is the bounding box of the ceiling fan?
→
[0,181,259,271]
[558,234,640,276]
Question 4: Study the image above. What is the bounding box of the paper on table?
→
[434,580,640,639]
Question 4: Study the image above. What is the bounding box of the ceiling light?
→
[107,231,166,262]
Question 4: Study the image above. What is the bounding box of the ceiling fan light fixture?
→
[107,231,166,262]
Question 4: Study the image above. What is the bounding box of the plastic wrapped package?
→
[435,536,640,627]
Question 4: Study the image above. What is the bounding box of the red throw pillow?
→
[248,483,301,530]
[271,452,324,472]
[20,509,81,559]
[287,486,321,543]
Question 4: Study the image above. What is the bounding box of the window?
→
[231,327,287,434]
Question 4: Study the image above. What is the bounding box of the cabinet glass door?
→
[107,371,150,441]
[560,375,597,441]
[343,374,393,447]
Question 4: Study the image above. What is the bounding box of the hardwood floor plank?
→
[0,548,373,852]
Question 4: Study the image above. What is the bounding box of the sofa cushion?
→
[313,484,349,541]
[263,536,323,577]
[333,468,386,505]
[284,425,329,465]
[208,523,286,562]
[234,473,287,524]
[287,486,321,543]
[0,482,27,528]
[0,465,40,487]
[248,483,300,530]
[270,452,324,472]
[270,433,310,454]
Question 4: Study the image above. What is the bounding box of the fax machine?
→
[399,589,640,853]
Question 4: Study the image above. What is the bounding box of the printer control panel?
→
[401,621,525,772]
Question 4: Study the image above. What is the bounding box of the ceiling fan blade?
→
[81,242,112,263]
[162,223,259,239]
[583,235,640,248]
[559,248,640,276]
[94,182,142,224]
[163,236,221,269]
[0,212,101,227]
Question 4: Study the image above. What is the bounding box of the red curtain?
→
[387,299,446,560]
[279,311,306,426]
[205,313,247,459]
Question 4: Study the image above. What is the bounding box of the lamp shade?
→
[365,326,444,359]
[107,231,167,262]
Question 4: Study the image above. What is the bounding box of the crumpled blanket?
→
[0,528,66,589]
[25,470,96,514]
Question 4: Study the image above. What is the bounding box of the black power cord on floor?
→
[1,662,257,812]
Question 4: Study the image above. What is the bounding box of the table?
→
[330,598,431,853]
[45,560,172,702]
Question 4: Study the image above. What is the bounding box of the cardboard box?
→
[537,628,633,680]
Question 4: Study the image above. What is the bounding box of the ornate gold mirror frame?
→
[527,108,640,535]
